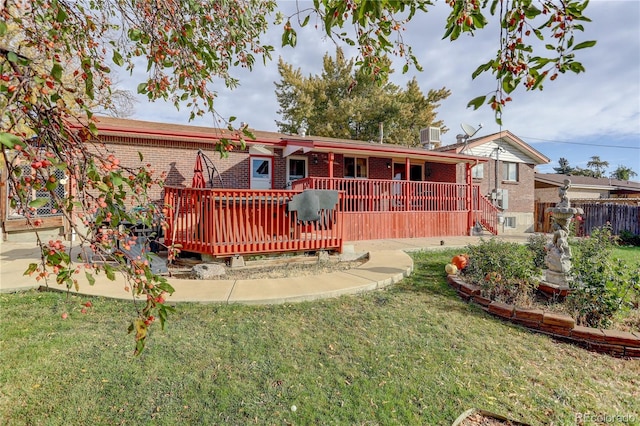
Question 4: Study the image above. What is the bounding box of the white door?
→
[250,157,272,189]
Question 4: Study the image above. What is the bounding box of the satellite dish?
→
[461,123,481,138]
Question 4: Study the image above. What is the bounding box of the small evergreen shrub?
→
[462,238,539,306]
[568,225,640,328]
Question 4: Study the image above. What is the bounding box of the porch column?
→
[466,163,473,234]
[404,157,410,210]
[328,152,334,189]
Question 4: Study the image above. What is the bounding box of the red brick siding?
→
[429,163,457,183]
[369,157,393,179]
[460,158,536,214]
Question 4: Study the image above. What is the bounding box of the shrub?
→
[568,225,640,328]
[462,238,539,305]
[618,230,640,247]
[526,233,548,270]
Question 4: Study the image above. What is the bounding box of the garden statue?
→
[543,179,583,288]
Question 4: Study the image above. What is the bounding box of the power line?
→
[521,136,640,150]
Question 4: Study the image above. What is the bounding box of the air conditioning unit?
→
[420,127,441,149]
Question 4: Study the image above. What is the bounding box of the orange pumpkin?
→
[451,254,468,270]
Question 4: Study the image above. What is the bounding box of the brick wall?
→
[506,163,535,213]
[462,158,536,214]
[429,163,457,183]
[102,136,475,198]
[369,157,393,179]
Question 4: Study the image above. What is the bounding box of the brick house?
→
[2,117,501,247]
[438,130,550,234]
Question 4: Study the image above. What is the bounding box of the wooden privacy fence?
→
[535,202,640,236]
[163,187,344,257]
[292,177,498,240]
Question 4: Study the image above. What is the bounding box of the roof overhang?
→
[280,138,487,165]
[88,116,488,165]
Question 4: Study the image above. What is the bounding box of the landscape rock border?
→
[447,275,640,358]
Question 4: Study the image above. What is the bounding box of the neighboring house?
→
[1,117,501,247]
[535,173,640,202]
[438,130,550,234]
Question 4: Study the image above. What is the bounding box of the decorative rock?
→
[191,263,226,279]
[317,251,330,262]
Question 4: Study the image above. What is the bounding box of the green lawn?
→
[1,249,639,425]
[614,246,640,268]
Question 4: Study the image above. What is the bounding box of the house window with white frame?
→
[286,156,307,184]
[503,162,518,182]
[471,164,484,179]
[344,157,367,178]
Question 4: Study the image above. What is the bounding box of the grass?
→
[613,245,640,268]
[1,249,639,425]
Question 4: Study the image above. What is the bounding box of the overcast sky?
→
[123,0,640,178]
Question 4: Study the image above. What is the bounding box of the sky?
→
[121,0,640,179]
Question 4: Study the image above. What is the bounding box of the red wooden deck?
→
[163,187,343,257]
[163,179,498,257]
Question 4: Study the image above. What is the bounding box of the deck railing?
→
[292,177,469,212]
[472,186,499,235]
[163,187,343,257]
[293,177,499,239]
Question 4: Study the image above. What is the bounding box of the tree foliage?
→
[275,48,450,145]
[0,0,595,352]
[553,157,574,175]
[610,165,638,181]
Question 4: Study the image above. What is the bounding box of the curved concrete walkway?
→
[0,234,530,304]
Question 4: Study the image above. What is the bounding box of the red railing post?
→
[466,163,473,234]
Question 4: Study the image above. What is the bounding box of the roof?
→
[437,130,550,165]
[89,116,487,165]
[535,173,640,191]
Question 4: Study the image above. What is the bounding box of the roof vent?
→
[297,126,307,137]
[420,127,441,149]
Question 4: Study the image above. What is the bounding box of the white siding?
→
[463,138,537,164]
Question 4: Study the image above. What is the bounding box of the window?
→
[471,164,484,179]
[504,217,517,228]
[252,159,270,177]
[8,164,66,217]
[286,156,307,182]
[503,162,518,182]
[344,157,367,178]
